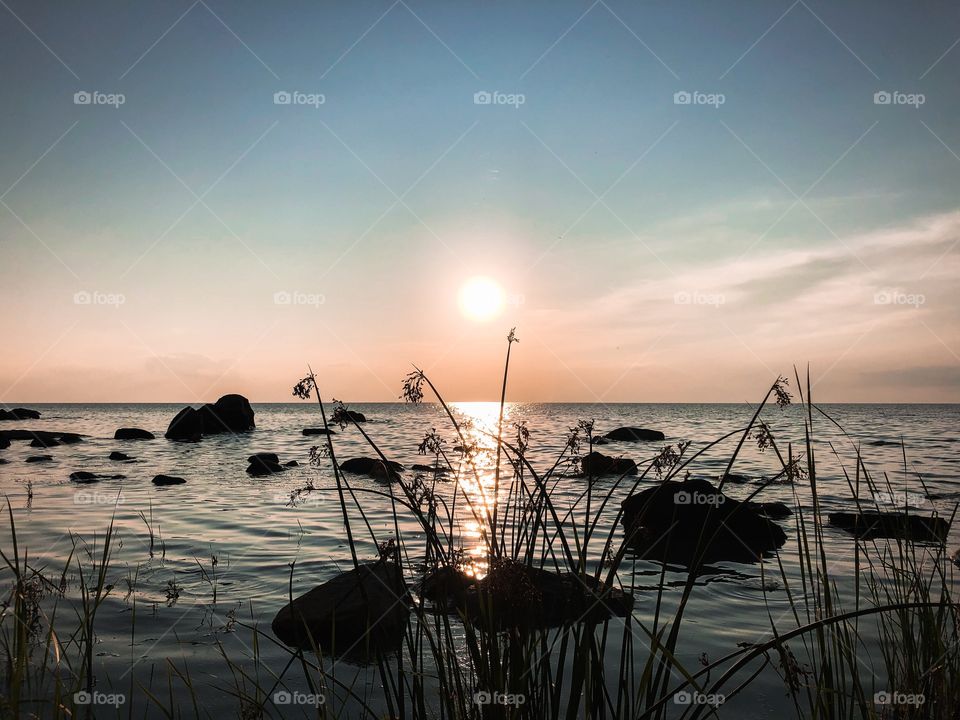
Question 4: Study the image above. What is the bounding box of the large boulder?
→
[603,427,665,442]
[0,408,41,420]
[165,394,255,441]
[339,457,403,481]
[620,478,788,566]
[422,560,633,629]
[828,512,948,543]
[581,451,637,477]
[114,428,155,440]
[272,562,408,661]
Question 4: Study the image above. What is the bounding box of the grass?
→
[0,333,958,718]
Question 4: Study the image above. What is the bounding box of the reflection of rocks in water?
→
[421,559,633,629]
[621,478,788,566]
[272,561,408,663]
[829,511,948,543]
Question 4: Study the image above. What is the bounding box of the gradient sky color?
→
[2,1,959,402]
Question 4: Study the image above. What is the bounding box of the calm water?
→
[1,402,958,717]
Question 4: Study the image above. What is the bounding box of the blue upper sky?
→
[2,0,959,401]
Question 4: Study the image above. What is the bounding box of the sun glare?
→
[458,276,505,321]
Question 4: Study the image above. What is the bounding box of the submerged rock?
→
[165,394,255,441]
[302,428,335,436]
[153,474,186,486]
[247,453,287,476]
[114,428,155,440]
[272,562,408,660]
[1,430,83,444]
[335,409,367,423]
[603,427,665,442]
[620,478,788,566]
[70,471,125,484]
[26,455,53,463]
[59,433,82,444]
[422,560,633,628]
[411,464,450,474]
[109,451,133,461]
[0,436,9,450]
[30,437,60,448]
[0,408,41,420]
[581,451,637,477]
[339,457,403,481]
[828,511,948,543]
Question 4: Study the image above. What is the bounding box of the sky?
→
[1,0,959,403]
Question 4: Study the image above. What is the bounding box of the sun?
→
[458,276,505,321]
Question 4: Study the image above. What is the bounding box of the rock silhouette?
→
[620,478,788,566]
[603,427,665,442]
[70,471,125,483]
[153,474,186,486]
[109,451,133,461]
[0,408,41,420]
[272,562,408,661]
[303,428,335,436]
[114,428,155,440]
[247,453,287,476]
[165,394,255,441]
[581,451,637,477]
[340,457,403,481]
[829,511,948,543]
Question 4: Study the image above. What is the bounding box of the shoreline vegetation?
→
[1,330,958,718]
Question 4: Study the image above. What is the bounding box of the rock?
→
[620,478,788,566]
[70,471,125,484]
[0,459,7,464]
[114,428,155,440]
[247,453,286,476]
[953,549,960,569]
[0,430,84,444]
[26,455,53,463]
[748,501,792,520]
[284,460,299,467]
[333,409,367,423]
[828,512,948,543]
[0,436,9,450]
[303,428,335,436]
[581,451,637,477]
[869,440,901,446]
[719,473,751,484]
[422,560,633,628]
[603,427,665,442]
[0,408,41,420]
[592,436,611,445]
[339,457,404,481]
[109,451,133,461]
[153,474,186,486]
[411,464,450,474]
[165,394,255,441]
[271,562,408,660]
[30,437,60,448]
[59,434,82,444]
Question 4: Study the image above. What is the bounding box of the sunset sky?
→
[2,1,959,402]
